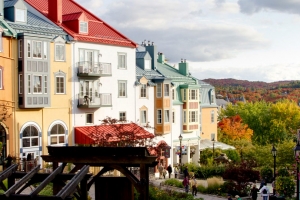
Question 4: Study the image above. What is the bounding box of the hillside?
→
[202,78,300,103]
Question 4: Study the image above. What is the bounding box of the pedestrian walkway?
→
[150,178,271,200]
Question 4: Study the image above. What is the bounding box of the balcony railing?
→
[77,93,112,108]
[77,61,112,77]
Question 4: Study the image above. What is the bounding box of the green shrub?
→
[223,149,241,163]
[164,178,184,188]
[275,176,295,197]
[149,185,203,200]
[260,166,273,183]
[277,167,289,177]
[194,165,226,179]
[0,178,7,194]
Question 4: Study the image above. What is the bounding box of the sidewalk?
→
[150,178,272,200]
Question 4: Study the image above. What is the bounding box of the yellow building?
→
[0,17,17,167]
[2,0,72,167]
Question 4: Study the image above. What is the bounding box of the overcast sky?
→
[76,0,300,83]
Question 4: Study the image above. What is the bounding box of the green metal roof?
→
[0,18,17,37]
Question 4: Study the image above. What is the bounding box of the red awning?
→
[75,123,154,145]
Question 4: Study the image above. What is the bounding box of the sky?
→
[76,0,300,83]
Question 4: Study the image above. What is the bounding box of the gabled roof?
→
[6,10,66,36]
[136,52,148,59]
[0,18,17,37]
[156,62,196,85]
[25,0,137,48]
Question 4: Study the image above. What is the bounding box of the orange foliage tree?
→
[218,115,253,141]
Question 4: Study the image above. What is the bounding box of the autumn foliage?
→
[218,115,253,141]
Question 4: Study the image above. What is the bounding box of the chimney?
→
[48,0,62,24]
[178,59,189,76]
[145,40,157,70]
[158,52,165,64]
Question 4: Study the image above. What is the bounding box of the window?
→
[118,53,127,69]
[144,59,151,70]
[80,21,88,33]
[19,40,22,58]
[172,89,175,100]
[0,67,2,89]
[55,44,65,61]
[56,76,65,94]
[211,94,215,103]
[44,76,47,94]
[164,110,170,122]
[43,41,47,59]
[164,84,169,96]
[15,9,26,22]
[183,111,186,123]
[32,41,42,58]
[172,111,175,123]
[22,125,39,148]
[118,80,127,97]
[157,110,162,124]
[156,83,162,97]
[27,75,31,93]
[27,40,30,57]
[33,75,42,93]
[189,111,198,122]
[189,89,197,100]
[211,111,215,123]
[141,110,147,124]
[19,74,23,94]
[119,112,126,121]
[50,124,65,145]
[140,84,146,98]
[86,113,93,124]
[183,89,186,100]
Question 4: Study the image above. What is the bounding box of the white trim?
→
[48,120,68,146]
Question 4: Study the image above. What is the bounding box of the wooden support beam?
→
[4,165,40,197]
[30,164,64,197]
[56,165,89,200]
[0,164,18,182]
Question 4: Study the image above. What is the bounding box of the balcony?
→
[77,61,112,77]
[77,93,112,108]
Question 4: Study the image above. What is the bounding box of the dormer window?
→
[15,9,26,22]
[144,59,151,70]
[79,21,88,33]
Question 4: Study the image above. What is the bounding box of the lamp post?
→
[179,134,183,174]
[212,138,215,162]
[271,145,277,195]
[294,140,300,200]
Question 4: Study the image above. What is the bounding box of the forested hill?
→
[202,78,300,103]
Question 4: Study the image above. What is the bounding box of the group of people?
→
[182,166,198,196]
[227,179,271,200]
[158,164,173,179]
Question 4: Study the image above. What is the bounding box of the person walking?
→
[158,164,163,179]
[191,176,197,196]
[183,166,189,178]
[5,154,12,169]
[250,184,259,200]
[183,176,189,193]
[167,164,172,178]
[259,183,270,200]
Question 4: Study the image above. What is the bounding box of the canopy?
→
[75,123,154,145]
[200,139,235,151]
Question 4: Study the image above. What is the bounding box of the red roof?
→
[75,123,154,145]
[25,0,137,48]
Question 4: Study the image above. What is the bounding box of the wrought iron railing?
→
[77,93,112,107]
[77,61,112,76]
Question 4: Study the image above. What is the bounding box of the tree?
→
[218,115,253,142]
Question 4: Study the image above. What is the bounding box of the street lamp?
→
[212,138,215,163]
[294,140,300,200]
[179,134,183,173]
[271,145,277,195]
